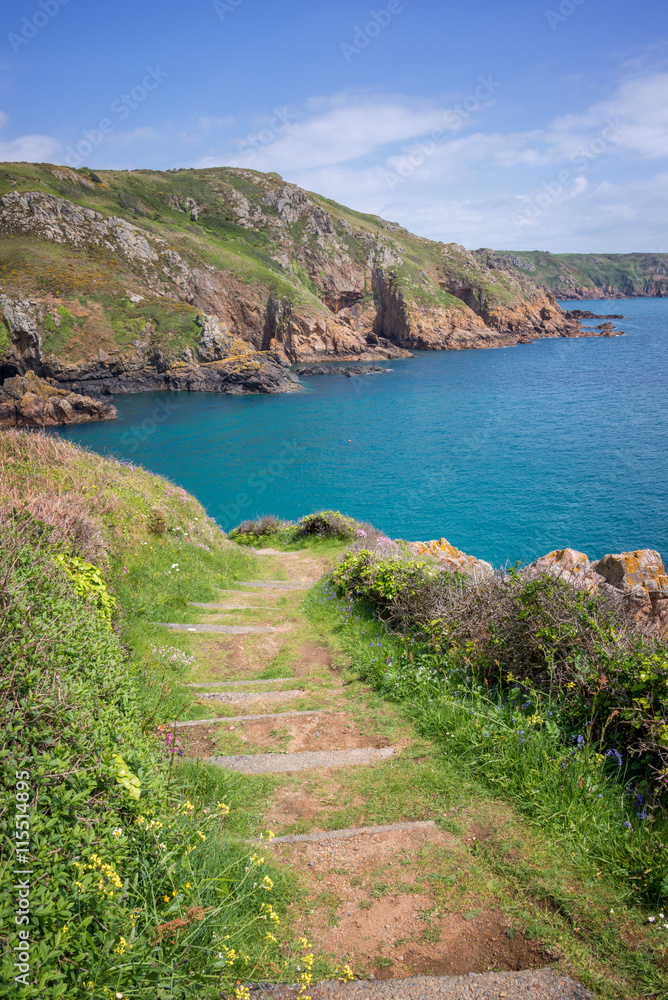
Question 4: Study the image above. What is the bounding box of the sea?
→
[55,298,668,568]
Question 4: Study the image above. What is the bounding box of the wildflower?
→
[262,875,274,890]
[265,932,278,944]
[648,917,656,923]
[197,831,206,841]
[624,821,633,831]
[112,827,122,838]
[606,749,623,767]
[577,734,585,745]
[185,883,191,889]
[610,909,614,914]
[164,895,171,902]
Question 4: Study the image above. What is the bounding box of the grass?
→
[0,433,345,999]
[300,576,668,998]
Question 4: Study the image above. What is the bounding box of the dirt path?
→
[164,548,594,999]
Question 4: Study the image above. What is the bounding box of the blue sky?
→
[1,0,667,251]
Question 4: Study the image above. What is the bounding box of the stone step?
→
[263,820,437,845]
[190,602,280,610]
[217,590,276,598]
[237,580,311,590]
[265,970,594,1000]
[207,746,399,773]
[157,623,278,634]
[174,709,329,729]
[198,690,303,704]
[187,678,291,688]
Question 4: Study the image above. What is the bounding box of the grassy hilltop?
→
[0,162,578,381]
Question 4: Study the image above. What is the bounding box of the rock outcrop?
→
[0,371,116,428]
[410,537,495,581]
[523,548,604,593]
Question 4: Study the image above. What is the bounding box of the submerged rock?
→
[0,370,116,427]
[294,364,389,376]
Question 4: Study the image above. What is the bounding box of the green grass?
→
[302,580,668,998]
[0,434,342,999]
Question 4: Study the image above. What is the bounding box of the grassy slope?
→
[0,432,326,1000]
[504,250,668,297]
[0,162,546,366]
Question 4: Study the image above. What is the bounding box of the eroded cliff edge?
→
[0,163,620,406]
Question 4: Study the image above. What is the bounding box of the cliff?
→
[0,163,618,408]
[496,250,668,300]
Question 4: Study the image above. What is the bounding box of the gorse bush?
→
[332,549,668,794]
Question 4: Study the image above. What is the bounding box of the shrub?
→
[331,549,668,792]
[293,510,358,541]
[228,514,294,546]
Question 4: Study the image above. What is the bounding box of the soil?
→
[275,828,554,978]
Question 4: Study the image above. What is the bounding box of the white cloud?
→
[0,133,60,161]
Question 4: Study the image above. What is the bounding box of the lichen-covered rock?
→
[410,537,495,581]
[592,550,668,603]
[523,548,604,593]
[0,371,116,427]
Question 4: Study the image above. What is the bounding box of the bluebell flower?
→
[624,821,633,830]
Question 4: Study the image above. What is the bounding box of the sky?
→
[1,0,667,252]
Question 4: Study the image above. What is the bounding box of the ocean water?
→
[55,298,668,568]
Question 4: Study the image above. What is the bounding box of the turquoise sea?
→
[56,298,668,568]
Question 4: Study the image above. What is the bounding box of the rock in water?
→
[0,371,116,428]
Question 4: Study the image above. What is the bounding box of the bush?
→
[228,515,291,545]
[293,510,358,541]
[331,549,668,793]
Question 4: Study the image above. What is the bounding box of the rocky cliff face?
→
[0,163,619,406]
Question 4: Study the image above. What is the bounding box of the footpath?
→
[161,547,595,1000]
